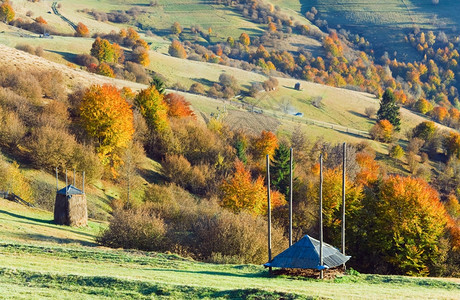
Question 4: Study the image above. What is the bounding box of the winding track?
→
[51,2,77,31]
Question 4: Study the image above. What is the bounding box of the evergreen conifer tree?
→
[377,89,401,131]
[270,143,292,197]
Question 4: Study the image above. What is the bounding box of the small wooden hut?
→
[54,185,87,227]
[294,82,301,90]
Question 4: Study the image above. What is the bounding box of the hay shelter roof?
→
[264,235,350,270]
[57,185,84,195]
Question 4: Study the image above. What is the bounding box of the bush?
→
[26,126,77,170]
[97,206,167,251]
[99,184,287,264]
[189,82,206,95]
[75,54,98,67]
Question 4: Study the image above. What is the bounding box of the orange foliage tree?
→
[251,130,278,161]
[431,106,449,122]
[75,22,90,37]
[168,40,187,59]
[79,84,134,168]
[164,93,195,118]
[220,160,285,215]
[35,16,47,24]
[239,32,250,46]
[369,119,394,143]
[355,152,380,186]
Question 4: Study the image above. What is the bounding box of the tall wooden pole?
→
[266,155,272,273]
[289,148,293,247]
[319,153,324,279]
[73,168,76,186]
[82,171,85,194]
[65,169,68,195]
[342,142,347,270]
[55,167,59,192]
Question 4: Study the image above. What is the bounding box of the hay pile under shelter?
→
[264,235,350,270]
[54,185,87,227]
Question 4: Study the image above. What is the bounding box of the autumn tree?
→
[164,93,195,118]
[0,160,33,203]
[239,32,250,46]
[220,160,285,215]
[370,119,394,143]
[75,22,90,37]
[134,85,170,134]
[354,176,447,275]
[251,130,279,161]
[79,84,134,168]
[35,16,47,24]
[168,40,187,59]
[0,1,14,23]
[412,121,436,140]
[171,21,182,35]
[132,46,150,67]
[444,132,460,159]
[414,98,433,115]
[95,62,115,78]
[377,89,401,131]
[91,37,117,63]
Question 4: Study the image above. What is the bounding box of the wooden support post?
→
[342,142,347,270]
[82,171,85,194]
[55,167,59,192]
[65,169,68,195]
[289,148,293,247]
[73,168,76,187]
[266,155,272,273]
[319,154,324,280]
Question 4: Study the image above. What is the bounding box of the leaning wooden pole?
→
[289,148,293,247]
[342,142,347,270]
[319,153,324,280]
[266,155,272,273]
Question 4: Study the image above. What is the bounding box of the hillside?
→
[1,198,459,299]
[301,0,460,59]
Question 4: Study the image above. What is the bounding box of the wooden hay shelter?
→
[264,235,350,270]
[54,185,87,227]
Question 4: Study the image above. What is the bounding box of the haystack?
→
[54,185,87,227]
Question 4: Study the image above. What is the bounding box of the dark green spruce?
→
[377,89,401,131]
[270,143,293,197]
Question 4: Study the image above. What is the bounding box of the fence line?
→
[0,191,35,207]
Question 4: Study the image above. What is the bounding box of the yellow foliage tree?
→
[79,84,134,168]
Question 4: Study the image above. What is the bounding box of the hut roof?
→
[264,235,350,270]
[57,185,84,195]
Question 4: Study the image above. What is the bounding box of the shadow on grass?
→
[0,209,96,239]
[47,50,77,63]
[146,268,270,279]
[13,232,97,247]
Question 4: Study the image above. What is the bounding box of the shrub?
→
[26,126,77,169]
[97,206,167,251]
[75,54,98,67]
[364,106,377,118]
[0,108,26,148]
[75,22,90,37]
[0,159,34,203]
[389,144,404,159]
[124,62,149,84]
[168,40,187,59]
[189,82,206,95]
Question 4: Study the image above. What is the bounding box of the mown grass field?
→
[302,0,460,59]
[0,199,459,299]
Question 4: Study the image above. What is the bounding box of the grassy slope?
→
[0,199,459,299]
[300,0,460,59]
